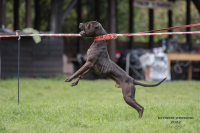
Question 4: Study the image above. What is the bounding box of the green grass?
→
[0,76,200,133]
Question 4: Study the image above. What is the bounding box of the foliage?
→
[4,0,200,43]
[0,77,200,132]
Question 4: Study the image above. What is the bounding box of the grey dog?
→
[65,21,166,118]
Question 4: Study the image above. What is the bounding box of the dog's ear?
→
[95,23,99,29]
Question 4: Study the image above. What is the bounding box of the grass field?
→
[0,76,200,133]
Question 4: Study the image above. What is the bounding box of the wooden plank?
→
[49,47,63,50]
[2,68,32,72]
[2,57,32,61]
[167,52,200,80]
[134,0,172,10]
[32,61,62,66]
[2,62,32,66]
[32,56,62,60]
[168,53,200,61]
[168,56,171,70]
[32,73,62,77]
[187,63,192,80]
[32,68,62,71]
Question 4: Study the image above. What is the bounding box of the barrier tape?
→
[0,22,200,38]
[0,31,200,38]
[0,34,81,38]
[116,31,200,37]
[135,23,200,33]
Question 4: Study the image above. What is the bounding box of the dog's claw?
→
[139,108,144,118]
[65,78,72,82]
[71,81,78,86]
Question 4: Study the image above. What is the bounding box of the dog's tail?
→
[133,77,166,87]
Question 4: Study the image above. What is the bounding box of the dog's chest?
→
[93,60,112,74]
[87,47,96,55]
[87,46,108,57]
[92,51,113,75]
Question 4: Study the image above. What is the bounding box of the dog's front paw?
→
[65,78,72,82]
[71,81,78,86]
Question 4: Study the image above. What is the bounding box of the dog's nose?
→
[79,23,83,27]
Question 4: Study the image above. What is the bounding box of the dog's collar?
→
[94,34,117,41]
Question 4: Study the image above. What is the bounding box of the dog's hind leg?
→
[122,84,144,118]
[131,87,144,116]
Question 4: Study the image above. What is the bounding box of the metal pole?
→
[0,37,1,79]
[18,38,20,104]
[16,30,21,104]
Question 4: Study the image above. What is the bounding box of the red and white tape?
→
[0,34,81,38]
[0,31,200,38]
[117,31,200,36]
[1,23,200,38]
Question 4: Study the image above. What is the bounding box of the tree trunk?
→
[76,0,81,53]
[34,0,40,30]
[14,0,19,30]
[50,0,63,33]
[26,0,32,28]
[149,9,154,49]
[168,0,173,38]
[186,0,191,51]
[129,0,134,49]
[108,0,117,62]
[0,0,6,28]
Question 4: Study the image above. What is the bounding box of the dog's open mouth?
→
[80,29,85,36]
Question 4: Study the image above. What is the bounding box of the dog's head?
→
[79,21,107,37]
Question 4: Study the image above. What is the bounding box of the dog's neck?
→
[88,40,108,51]
[92,40,108,47]
[97,26,107,35]
[94,26,116,41]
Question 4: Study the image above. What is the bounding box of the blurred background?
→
[0,0,200,81]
